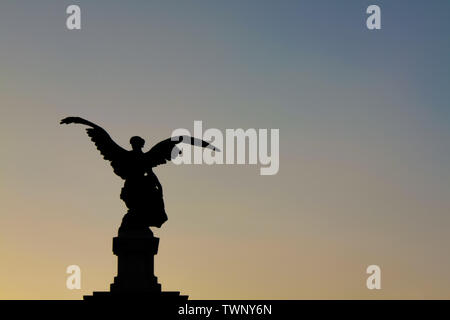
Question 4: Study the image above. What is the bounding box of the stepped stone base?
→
[83,226,187,302]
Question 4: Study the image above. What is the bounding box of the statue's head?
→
[130,136,145,151]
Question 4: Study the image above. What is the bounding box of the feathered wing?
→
[145,135,220,168]
[60,117,129,178]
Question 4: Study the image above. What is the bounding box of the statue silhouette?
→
[61,117,219,299]
[60,116,219,235]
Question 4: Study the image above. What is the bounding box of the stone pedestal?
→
[84,224,188,302]
[110,235,161,293]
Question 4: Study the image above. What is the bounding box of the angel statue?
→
[60,116,219,235]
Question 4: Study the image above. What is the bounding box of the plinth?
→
[110,234,161,293]
[84,212,188,302]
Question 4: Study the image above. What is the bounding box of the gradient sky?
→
[1,0,450,299]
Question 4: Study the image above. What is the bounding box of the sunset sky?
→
[1,0,450,299]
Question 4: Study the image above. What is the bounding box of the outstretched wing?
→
[60,116,129,178]
[145,135,220,168]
